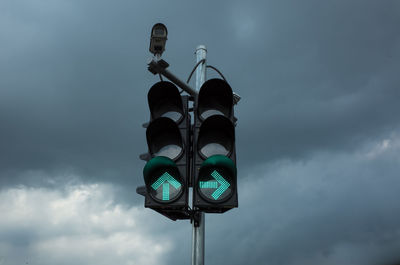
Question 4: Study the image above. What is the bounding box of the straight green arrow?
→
[151,172,181,190]
[162,182,170,201]
[151,172,182,201]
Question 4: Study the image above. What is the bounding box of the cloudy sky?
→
[1,0,400,264]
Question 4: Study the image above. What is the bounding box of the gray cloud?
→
[1,0,400,264]
[233,0,400,168]
[0,183,175,265]
[203,135,400,265]
[1,0,399,188]
[1,136,400,265]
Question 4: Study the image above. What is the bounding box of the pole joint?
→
[147,58,198,97]
[191,210,202,227]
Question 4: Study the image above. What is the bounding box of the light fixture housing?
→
[149,23,168,56]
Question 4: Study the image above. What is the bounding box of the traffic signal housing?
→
[142,81,191,220]
[193,78,238,213]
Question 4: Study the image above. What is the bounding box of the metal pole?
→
[191,45,206,265]
[195,45,207,90]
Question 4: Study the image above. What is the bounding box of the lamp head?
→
[149,23,168,56]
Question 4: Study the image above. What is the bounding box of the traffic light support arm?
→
[148,58,198,97]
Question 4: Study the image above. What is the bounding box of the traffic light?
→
[193,78,238,213]
[142,81,191,220]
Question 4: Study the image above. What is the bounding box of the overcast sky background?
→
[1,0,400,264]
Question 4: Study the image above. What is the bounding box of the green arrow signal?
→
[211,170,230,199]
[151,172,181,201]
[199,181,218,189]
[162,182,170,201]
[151,172,181,190]
[199,170,230,200]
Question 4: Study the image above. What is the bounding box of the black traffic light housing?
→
[142,81,191,219]
[193,78,238,213]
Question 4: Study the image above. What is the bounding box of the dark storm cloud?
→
[1,0,400,264]
[200,141,400,265]
[230,0,400,169]
[1,0,157,189]
[0,0,243,191]
[1,0,399,190]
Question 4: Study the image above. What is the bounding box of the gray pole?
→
[195,45,207,89]
[191,45,206,265]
